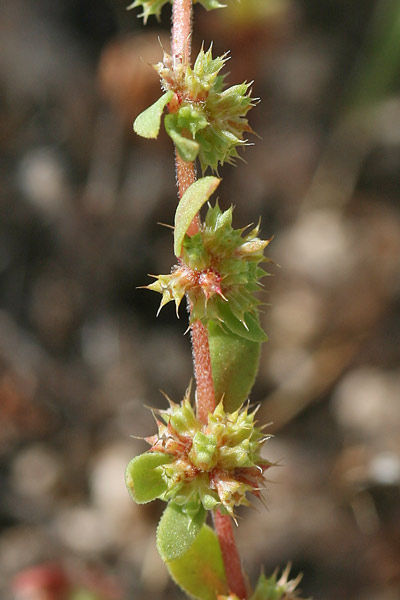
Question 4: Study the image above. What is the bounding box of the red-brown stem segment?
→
[175,150,200,235]
[213,510,248,600]
[171,1,212,418]
[171,0,193,67]
[190,319,216,424]
[171,2,246,597]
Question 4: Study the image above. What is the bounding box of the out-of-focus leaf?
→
[196,0,225,10]
[347,0,400,110]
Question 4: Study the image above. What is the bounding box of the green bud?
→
[167,396,201,435]
[189,431,218,470]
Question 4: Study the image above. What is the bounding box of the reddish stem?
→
[171,0,193,67]
[171,2,246,597]
[213,510,248,600]
[175,150,200,235]
[190,320,216,424]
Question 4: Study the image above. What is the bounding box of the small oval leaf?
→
[157,501,206,562]
[218,301,268,343]
[166,524,228,600]
[174,176,221,257]
[208,321,261,413]
[133,91,173,139]
[125,451,172,504]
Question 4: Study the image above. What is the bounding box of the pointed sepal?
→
[127,0,171,23]
[250,565,307,600]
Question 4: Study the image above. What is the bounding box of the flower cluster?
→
[146,202,271,339]
[157,45,256,172]
[128,0,228,24]
[127,387,271,519]
[134,45,256,172]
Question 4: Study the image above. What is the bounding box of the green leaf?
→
[133,91,173,139]
[218,301,268,343]
[125,451,173,504]
[174,176,221,257]
[196,0,226,10]
[166,524,228,600]
[208,321,261,412]
[164,113,200,162]
[157,501,206,561]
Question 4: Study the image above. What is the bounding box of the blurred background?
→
[1,0,400,598]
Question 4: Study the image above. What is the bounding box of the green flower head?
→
[126,387,272,519]
[145,202,271,341]
[134,45,257,173]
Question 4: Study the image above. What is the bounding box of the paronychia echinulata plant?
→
[126,1,308,599]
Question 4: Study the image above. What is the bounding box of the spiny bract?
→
[145,202,271,339]
[218,565,307,600]
[129,387,271,519]
[128,0,228,24]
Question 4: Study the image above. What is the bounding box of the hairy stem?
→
[171,0,193,67]
[213,510,248,600]
[171,2,246,597]
[190,320,216,423]
[171,0,213,418]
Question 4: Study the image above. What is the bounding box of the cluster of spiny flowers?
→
[146,202,271,332]
[143,387,271,518]
[134,44,256,172]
